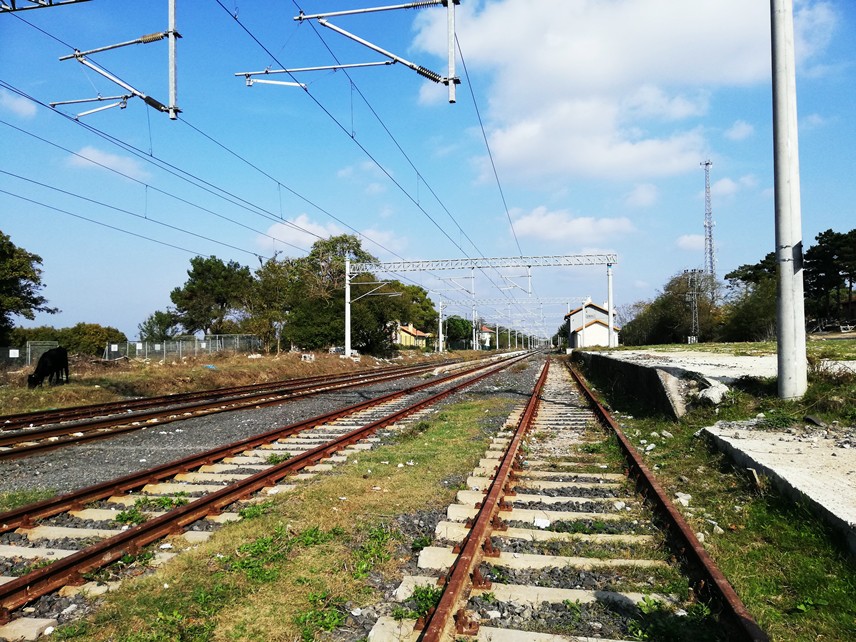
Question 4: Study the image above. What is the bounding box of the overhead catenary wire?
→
[6,8,547,335]
[270,2,543,323]
[0,188,203,257]
[1,169,267,259]
[0,113,311,256]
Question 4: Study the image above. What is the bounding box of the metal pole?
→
[446,0,456,103]
[567,302,572,352]
[771,0,807,398]
[168,0,178,119]
[345,258,352,357]
[581,301,587,348]
[438,300,444,353]
[471,305,477,350]
[607,263,615,347]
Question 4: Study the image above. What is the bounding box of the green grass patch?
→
[55,393,520,641]
[0,488,56,513]
[580,362,856,641]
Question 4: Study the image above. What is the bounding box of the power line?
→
[0,114,311,256]
[1,169,266,259]
[457,34,522,258]
[0,188,201,257]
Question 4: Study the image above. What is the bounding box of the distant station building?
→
[564,301,620,348]
[478,324,495,349]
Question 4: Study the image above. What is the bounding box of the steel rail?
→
[566,361,769,642]
[0,363,450,460]
[0,354,526,534]
[1,361,451,430]
[0,353,529,620]
[417,359,551,641]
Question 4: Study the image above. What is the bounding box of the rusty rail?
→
[1,361,454,430]
[417,359,550,641]
[0,355,525,534]
[0,362,454,459]
[566,361,769,642]
[0,351,528,620]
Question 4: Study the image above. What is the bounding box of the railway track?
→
[371,359,768,642]
[0,361,458,432]
[0,352,529,629]
[0,360,461,460]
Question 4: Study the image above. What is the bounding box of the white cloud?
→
[801,113,827,130]
[0,89,36,119]
[711,177,740,198]
[412,0,838,183]
[359,227,409,260]
[66,146,150,181]
[676,234,705,251]
[365,182,385,196]
[512,206,634,245]
[725,120,754,141]
[257,215,407,261]
[625,183,658,208]
[261,214,342,254]
[622,85,709,121]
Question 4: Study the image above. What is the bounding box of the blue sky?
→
[1,0,854,340]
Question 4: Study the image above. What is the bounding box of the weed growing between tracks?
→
[578,362,856,641]
[51,394,521,641]
[0,487,56,512]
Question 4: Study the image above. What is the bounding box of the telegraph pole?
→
[771,0,807,398]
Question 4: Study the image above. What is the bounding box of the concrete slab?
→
[477,626,630,642]
[21,525,123,540]
[197,463,267,473]
[418,546,666,572]
[468,476,622,491]
[456,490,633,508]
[0,575,17,585]
[447,504,627,524]
[0,617,58,641]
[142,482,226,494]
[174,472,252,483]
[436,521,653,545]
[182,530,212,544]
[59,580,121,597]
[367,615,419,641]
[705,424,856,555]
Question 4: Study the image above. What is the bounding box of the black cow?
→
[27,347,69,389]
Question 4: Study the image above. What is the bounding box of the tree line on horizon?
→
[1,230,511,357]
[614,227,856,346]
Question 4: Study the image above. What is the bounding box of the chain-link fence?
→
[102,335,263,361]
[0,341,60,368]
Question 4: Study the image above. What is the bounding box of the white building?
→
[564,302,619,348]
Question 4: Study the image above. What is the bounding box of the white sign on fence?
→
[9,349,19,358]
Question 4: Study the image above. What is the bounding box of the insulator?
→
[139,32,166,44]
[407,1,442,8]
[416,66,443,83]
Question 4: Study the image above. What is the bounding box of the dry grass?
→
[0,350,480,416]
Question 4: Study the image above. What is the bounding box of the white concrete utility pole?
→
[771,0,808,398]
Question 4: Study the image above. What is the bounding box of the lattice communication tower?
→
[701,160,716,280]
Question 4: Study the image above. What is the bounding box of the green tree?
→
[241,255,302,353]
[0,231,58,343]
[719,254,778,341]
[138,310,180,342]
[170,256,253,335]
[399,284,438,332]
[619,271,717,345]
[61,323,126,356]
[804,229,845,321]
[444,315,472,349]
